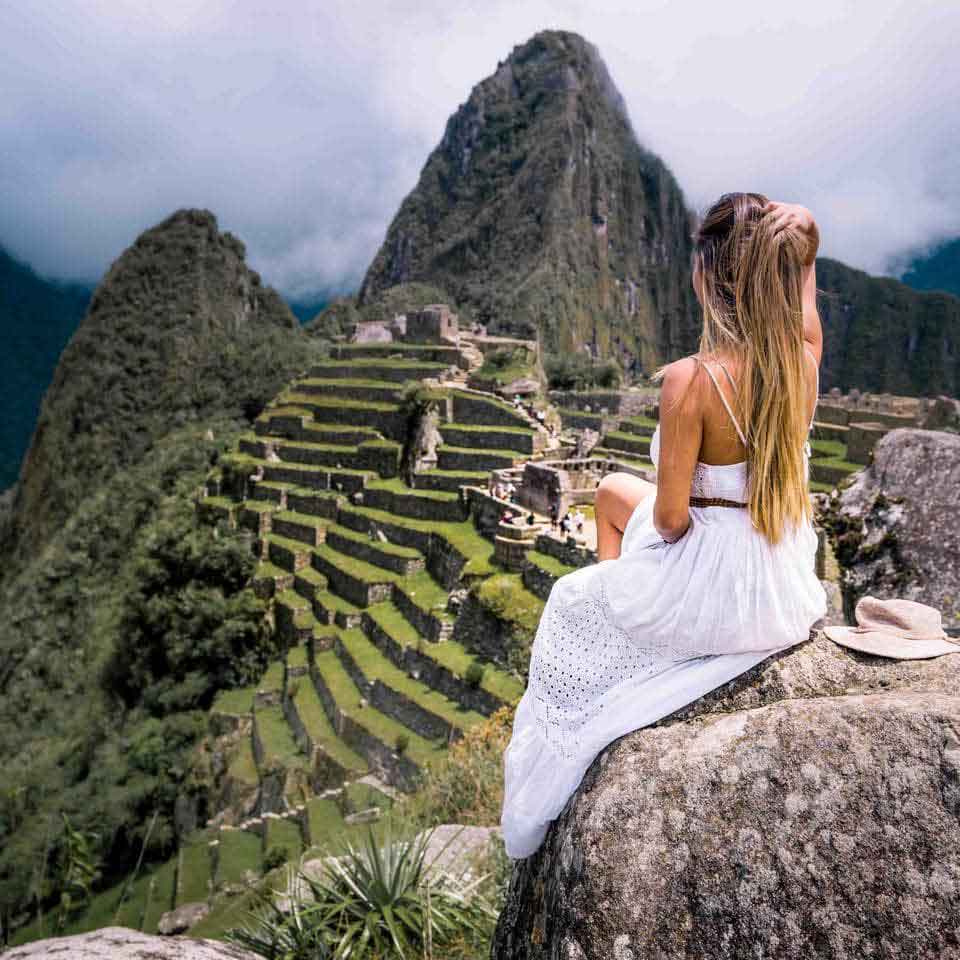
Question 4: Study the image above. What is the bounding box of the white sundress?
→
[501,352,828,859]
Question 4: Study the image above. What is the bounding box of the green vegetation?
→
[473,347,537,387]
[545,353,621,390]
[0,421,279,932]
[226,822,497,960]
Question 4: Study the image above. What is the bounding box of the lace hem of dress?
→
[529,573,676,762]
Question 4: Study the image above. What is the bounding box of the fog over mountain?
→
[1,0,956,301]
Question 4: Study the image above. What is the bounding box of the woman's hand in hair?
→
[761,201,819,265]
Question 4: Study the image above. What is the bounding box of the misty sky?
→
[1,0,957,300]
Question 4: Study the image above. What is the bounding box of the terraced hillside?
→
[558,399,864,493]
[196,343,540,820]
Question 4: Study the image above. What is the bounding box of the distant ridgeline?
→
[0,246,92,491]
[899,236,960,298]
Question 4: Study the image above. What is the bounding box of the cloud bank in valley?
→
[0,0,956,299]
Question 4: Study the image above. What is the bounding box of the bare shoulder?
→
[659,356,706,413]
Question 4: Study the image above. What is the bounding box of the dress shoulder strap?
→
[699,358,748,447]
[804,344,820,432]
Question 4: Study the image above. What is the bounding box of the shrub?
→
[464,662,485,689]
[544,353,622,391]
[226,822,497,960]
[402,707,515,827]
[262,845,289,873]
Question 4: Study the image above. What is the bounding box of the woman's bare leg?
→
[595,472,657,561]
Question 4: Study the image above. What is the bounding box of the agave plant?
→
[226,820,498,960]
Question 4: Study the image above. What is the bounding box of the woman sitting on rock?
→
[501,193,828,859]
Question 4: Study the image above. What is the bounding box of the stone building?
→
[404,304,458,344]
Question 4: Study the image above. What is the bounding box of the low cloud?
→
[0,0,956,298]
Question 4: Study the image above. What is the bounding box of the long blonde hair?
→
[652,191,813,544]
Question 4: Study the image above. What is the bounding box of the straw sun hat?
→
[824,595,960,660]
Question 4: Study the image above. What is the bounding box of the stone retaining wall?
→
[439,425,536,453]
[326,528,423,576]
[392,584,450,642]
[452,391,531,428]
[362,612,505,714]
[361,486,468,523]
[521,560,556,601]
[534,532,595,568]
[309,663,421,791]
[437,447,517,472]
[846,421,887,464]
[334,637,454,742]
[311,551,392,607]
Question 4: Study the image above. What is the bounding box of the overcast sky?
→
[1,0,957,300]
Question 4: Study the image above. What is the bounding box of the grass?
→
[326,521,424,559]
[440,421,534,436]
[338,627,487,731]
[256,704,303,766]
[366,476,460,502]
[264,816,303,861]
[212,683,257,716]
[215,828,263,887]
[367,603,524,704]
[339,503,496,577]
[437,443,530,459]
[475,574,544,644]
[278,392,401,413]
[809,438,846,459]
[310,358,448,371]
[313,648,446,767]
[525,550,577,578]
[292,675,368,773]
[314,588,363,621]
[176,838,213,905]
[227,735,259,787]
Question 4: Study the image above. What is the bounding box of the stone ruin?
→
[515,457,652,518]
[351,303,459,346]
[404,303,459,344]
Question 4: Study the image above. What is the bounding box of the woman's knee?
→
[595,471,654,529]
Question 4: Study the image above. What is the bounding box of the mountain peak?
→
[358,31,697,370]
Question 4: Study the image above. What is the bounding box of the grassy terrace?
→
[366,476,460,502]
[215,828,262,886]
[526,549,577,578]
[176,838,213,905]
[338,503,496,578]
[277,392,402,413]
[440,421,533,436]
[292,672,368,773]
[809,437,847,459]
[256,704,303,769]
[326,521,423,560]
[366,602,524,703]
[314,587,363,623]
[227,734,258,787]
[212,683,257,716]
[313,648,445,766]
[338,626,487,731]
[310,358,447,372]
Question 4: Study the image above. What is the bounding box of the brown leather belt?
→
[689,496,748,508]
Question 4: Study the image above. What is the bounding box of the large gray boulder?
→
[3,926,259,959]
[492,631,960,959]
[822,428,960,631]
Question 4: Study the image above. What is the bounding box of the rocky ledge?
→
[3,927,260,959]
[493,630,960,959]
